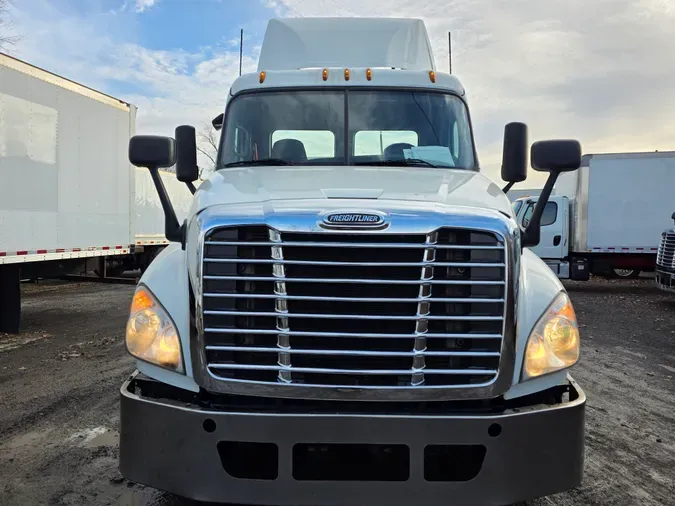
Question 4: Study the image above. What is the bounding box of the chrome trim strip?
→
[412,231,436,386]
[204,310,502,321]
[270,229,292,384]
[204,293,504,303]
[203,372,498,391]
[190,202,519,401]
[205,346,501,357]
[204,258,505,268]
[207,364,497,376]
[203,275,504,286]
[204,328,502,339]
[205,240,502,250]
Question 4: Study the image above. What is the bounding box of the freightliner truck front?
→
[119,17,586,506]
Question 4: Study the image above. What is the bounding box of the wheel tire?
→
[611,268,641,279]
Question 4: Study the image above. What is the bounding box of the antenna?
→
[239,28,244,76]
[448,31,452,74]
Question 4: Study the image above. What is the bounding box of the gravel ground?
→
[0,277,674,506]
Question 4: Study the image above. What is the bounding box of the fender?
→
[135,243,200,393]
[505,248,569,399]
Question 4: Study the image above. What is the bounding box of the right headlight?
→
[522,291,580,380]
[125,286,184,374]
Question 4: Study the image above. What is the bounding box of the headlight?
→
[522,291,580,380]
[126,286,184,373]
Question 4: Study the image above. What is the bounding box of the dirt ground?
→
[0,278,673,506]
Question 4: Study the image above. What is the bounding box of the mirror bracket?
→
[520,139,581,249]
[520,171,560,248]
[147,165,183,244]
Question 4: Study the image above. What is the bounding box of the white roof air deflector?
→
[257,17,436,72]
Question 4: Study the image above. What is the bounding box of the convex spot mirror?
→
[175,125,199,183]
[501,122,528,183]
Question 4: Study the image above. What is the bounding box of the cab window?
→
[541,202,558,226]
[522,201,558,227]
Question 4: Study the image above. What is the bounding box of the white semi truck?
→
[656,213,675,292]
[0,52,192,334]
[119,18,586,505]
[512,151,675,280]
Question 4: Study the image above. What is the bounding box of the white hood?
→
[192,166,513,216]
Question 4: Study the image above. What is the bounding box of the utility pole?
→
[448,31,452,74]
[239,29,244,76]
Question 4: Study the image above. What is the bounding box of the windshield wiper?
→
[223,158,294,168]
[355,159,444,168]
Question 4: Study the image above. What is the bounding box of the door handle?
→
[553,235,561,246]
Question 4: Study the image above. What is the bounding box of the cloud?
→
[135,0,158,13]
[272,0,675,186]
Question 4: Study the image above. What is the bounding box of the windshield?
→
[217,89,476,169]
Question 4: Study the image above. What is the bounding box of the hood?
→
[192,166,512,216]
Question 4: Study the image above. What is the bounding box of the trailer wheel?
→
[611,268,641,279]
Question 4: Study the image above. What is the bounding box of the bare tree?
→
[0,0,20,51]
[197,122,219,178]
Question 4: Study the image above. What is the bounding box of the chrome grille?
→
[657,230,675,270]
[200,226,507,391]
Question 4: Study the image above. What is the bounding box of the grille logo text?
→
[323,212,385,227]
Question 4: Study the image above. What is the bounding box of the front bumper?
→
[655,269,675,293]
[120,371,585,506]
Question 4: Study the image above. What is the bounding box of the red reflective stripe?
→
[0,252,6,257]
[115,245,123,249]
[56,249,65,253]
[73,248,81,252]
[17,251,28,255]
[622,248,629,251]
[102,246,110,250]
[37,249,47,254]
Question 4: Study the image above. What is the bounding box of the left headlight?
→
[125,286,184,374]
[522,291,580,381]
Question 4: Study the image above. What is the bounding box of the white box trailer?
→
[0,52,193,333]
[512,151,675,279]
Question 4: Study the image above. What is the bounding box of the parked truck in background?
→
[655,213,675,292]
[119,17,586,505]
[0,52,192,334]
[512,151,675,280]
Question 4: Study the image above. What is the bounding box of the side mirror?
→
[501,122,528,192]
[128,135,182,244]
[521,139,582,248]
[531,139,582,173]
[175,125,199,187]
[129,135,176,169]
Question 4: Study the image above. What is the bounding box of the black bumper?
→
[120,372,585,506]
[656,269,675,292]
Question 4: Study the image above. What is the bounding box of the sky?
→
[4,0,675,187]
